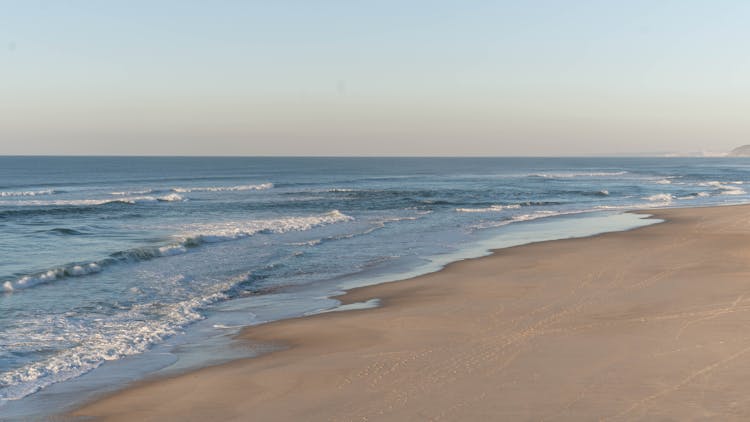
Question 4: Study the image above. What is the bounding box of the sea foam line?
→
[0,194,184,207]
[171,183,273,193]
[528,171,628,179]
[455,204,522,213]
[0,189,57,197]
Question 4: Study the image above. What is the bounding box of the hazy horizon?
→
[2,1,749,156]
[0,149,736,158]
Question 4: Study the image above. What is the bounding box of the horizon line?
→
[0,153,730,159]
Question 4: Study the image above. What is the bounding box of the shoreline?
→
[0,209,656,420]
[70,204,750,419]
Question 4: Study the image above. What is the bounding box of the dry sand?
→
[71,205,750,421]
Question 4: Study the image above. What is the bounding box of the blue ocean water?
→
[1,156,749,415]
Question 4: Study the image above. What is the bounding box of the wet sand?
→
[72,205,750,420]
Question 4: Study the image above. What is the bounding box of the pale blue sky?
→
[1,1,749,155]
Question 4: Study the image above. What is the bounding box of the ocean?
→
[1,156,749,418]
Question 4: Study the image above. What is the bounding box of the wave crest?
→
[455,204,522,213]
[181,210,353,244]
[699,181,746,195]
[645,193,674,203]
[1,211,353,294]
[528,171,628,179]
[0,189,57,197]
[0,194,184,207]
[172,183,273,193]
[2,263,101,292]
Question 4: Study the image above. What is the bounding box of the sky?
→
[1,0,749,156]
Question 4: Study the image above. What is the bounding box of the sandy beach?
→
[70,205,750,421]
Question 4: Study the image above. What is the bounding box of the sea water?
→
[1,156,748,418]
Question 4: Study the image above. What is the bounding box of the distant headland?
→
[728,145,750,157]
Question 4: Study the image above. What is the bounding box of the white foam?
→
[528,171,628,178]
[721,186,745,195]
[455,204,522,213]
[0,272,254,402]
[110,189,153,196]
[69,263,100,276]
[0,194,184,207]
[698,181,746,195]
[655,179,672,185]
[157,193,185,202]
[0,198,124,206]
[645,193,674,203]
[180,210,353,244]
[595,203,653,211]
[115,194,185,204]
[157,245,189,256]
[0,189,56,197]
[722,189,746,195]
[172,183,273,193]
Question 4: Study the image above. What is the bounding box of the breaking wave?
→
[0,194,184,207]
[1,211,353,294]
[645,193,674,203]
[179,210,352,244]
[3,264,102,293]
[699,181,746,195]
[172,183,273,193]
[0,272,254,402]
